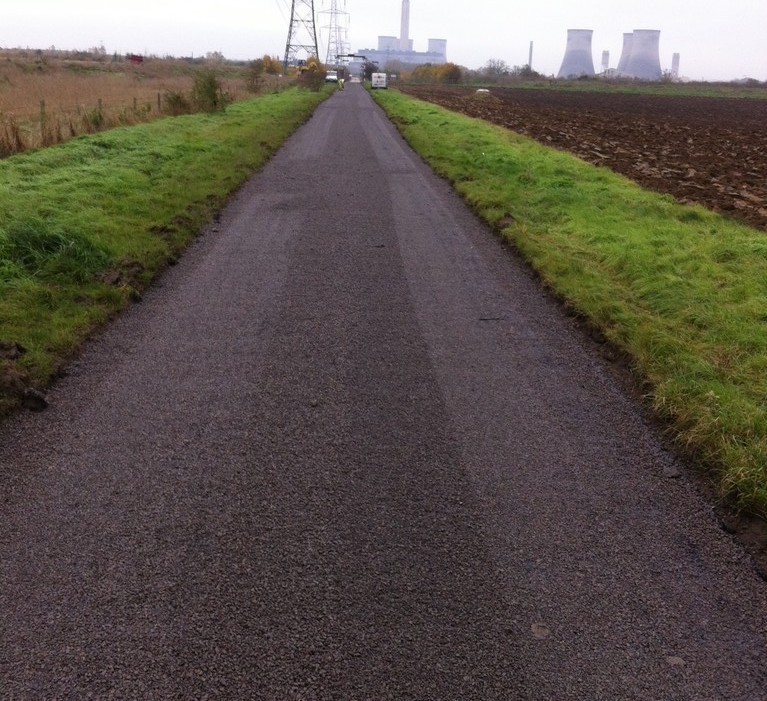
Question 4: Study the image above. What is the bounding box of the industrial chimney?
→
[671,52,680,79]
[557,29,595,78]
[400,0,412,51]
[622,29,662,80]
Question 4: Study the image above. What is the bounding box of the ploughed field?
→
[399,85,767,231]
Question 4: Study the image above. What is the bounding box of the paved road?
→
[2,84,766,699]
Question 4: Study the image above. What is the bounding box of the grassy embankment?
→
[0,87,330,412]
[373,88,767,517]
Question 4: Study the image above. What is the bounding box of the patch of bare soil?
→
[399,85,767,231]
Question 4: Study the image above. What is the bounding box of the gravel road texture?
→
[1,84,766,699]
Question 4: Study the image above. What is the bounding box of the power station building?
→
[355,0,447,68]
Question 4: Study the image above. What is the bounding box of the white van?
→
[371,72,387,89]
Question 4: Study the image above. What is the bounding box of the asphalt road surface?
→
[2,84,766,699]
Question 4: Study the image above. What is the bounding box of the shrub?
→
[163,90,192,115]
[192,69,231,112]
[295,59,326,92]
[246,59,265,93]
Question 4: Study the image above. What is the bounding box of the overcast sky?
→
[3,0,766,81]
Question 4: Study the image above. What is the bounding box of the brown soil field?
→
[399,85,767,231]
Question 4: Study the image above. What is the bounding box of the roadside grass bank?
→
[373,88,767,518]
[0,87,330,413]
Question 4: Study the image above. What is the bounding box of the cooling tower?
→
[428,38,447,60]
[622,29,662,80]
[617,32,633,74]
[557,29,595,78]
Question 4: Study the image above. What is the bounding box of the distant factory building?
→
[356,0,447,68]
[601,50,610,74]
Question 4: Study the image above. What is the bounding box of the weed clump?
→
[0,118,25,158]
[0,217,109,283]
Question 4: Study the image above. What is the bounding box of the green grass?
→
[373,88,767,517]
[0,86,330,408]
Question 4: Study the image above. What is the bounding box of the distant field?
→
[0,49,280,153]
[497,78,767,100]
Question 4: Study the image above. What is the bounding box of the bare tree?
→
[484,58,510,78]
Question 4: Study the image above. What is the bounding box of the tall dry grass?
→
[0,49,265,156]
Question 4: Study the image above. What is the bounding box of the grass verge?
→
[373,88,767,518]
[0,87,330,412]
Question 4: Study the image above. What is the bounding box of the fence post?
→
[39,100,46,144]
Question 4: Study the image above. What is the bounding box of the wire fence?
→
[0,76,266,157]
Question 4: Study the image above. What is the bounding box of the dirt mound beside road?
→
[400,85,767,231]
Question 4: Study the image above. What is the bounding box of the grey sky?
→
[3,0,766,81]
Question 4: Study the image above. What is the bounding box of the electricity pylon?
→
[320,0,349,68]
[283,0,319,70]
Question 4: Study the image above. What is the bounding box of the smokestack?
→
[557,29,595,78]
[529,41,534,69]
[601,50,610,73]
[400,0,410,52]
[623,29,662,80]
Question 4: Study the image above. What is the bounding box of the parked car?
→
[325,70,339,83]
